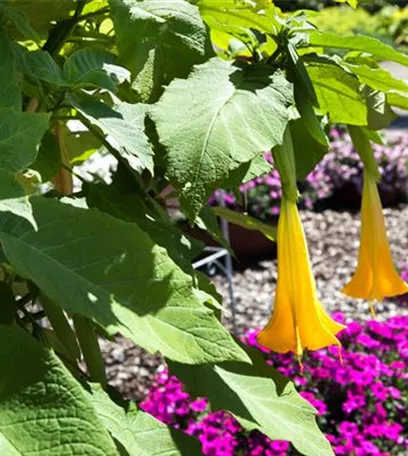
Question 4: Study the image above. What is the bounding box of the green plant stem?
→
[42,0,87,56]
[73,315,107,389]
[40,294,81,362]
[74,6,110,23]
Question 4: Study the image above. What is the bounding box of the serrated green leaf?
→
[71,95,154,174]
[0,197,249,365]
[308,31,408,67]
[63,49,130,92]
[212,207,276,241]
[0,325,118,456]
[306,61,367,125]
[335,0,357,8]
[0,26,21,110]
[13,45,65,86]
[152,58,294,221]
[169,344,334,456]
[109,0,213,102]
[87,384,202,455]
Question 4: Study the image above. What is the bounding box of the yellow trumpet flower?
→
[257,196,346,357]
[343,170,408,303]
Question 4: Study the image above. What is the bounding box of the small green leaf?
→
[0,170,36,227]
[212,207,276,241]
[0,326,118,455]
[0,109,50,174]
[364,87,396,131]
[169,344,334,456]
[63,49,130,92]
[87,384,202,455]
[71,95,154,174]
[0,197,249,365]
[152,58,294,221]
[242,154,273,183]
[308,32,408,67]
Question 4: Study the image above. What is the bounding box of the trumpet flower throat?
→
[343,171,408,300]
[257,197,345,356]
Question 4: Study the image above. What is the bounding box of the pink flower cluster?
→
[208,131,408,221]
[142,315,408,456]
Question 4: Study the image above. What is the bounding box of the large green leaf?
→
[152,58,294,221]
[0,325,118,455]
[0,197,248,365]
[83,182,203,271]
[306,61,367,125]
[0,26,21,110]
[169,345,334,456]
[71,95,154,174]
[109,0,213,102]
[307,32,408,67]
[87,384,202,456]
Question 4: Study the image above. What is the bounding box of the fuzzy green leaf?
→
[152,58,294,221]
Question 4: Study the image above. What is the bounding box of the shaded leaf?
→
[71,95,154,174]
[0,197,249,365]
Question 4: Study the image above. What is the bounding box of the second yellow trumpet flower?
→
[342,170,408,302]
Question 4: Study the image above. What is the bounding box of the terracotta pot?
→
[182,222,277,259]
